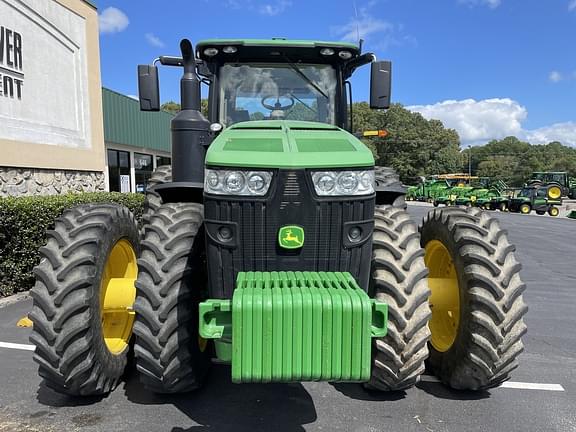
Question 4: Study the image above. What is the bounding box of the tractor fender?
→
[375,182,407,207]
[153,181,204,204]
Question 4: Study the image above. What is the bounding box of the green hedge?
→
[0,192,145,297]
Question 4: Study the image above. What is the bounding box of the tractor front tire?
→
[420,207,527,390]
[367,207,432,391]
[520,204,531,214]
[29,204,140,396]
[548,206,559,217]
[134,202,210,393]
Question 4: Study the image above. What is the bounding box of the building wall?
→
[0,0,105,196]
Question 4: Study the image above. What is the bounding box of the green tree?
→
[351,103,462,182]
[160,100,209,118]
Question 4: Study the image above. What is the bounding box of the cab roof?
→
[196,38,361,63]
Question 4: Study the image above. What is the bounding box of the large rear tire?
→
[420,207,527,390]
[367,207,431,391]
[134,202,210,393]
[142,165,172,229]
[29,204,140,395]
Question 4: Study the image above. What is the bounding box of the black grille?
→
[204,170,375,298]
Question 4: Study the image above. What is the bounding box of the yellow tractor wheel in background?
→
[547,186,562,200]
[548,206,560,217]
[420,207,528,390]
[29,204,139,396]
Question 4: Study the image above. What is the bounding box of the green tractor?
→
[527,172,575,199]
[434,185,473,207]
[28,38,527,396]
[473,180,508,210]
[508,184,562,216]
[489,188,520,212]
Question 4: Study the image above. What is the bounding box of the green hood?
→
[205,120,374,169]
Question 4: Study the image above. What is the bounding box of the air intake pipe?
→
[171,39,210,184]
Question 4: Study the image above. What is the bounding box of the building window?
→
[134,152,153,193]
[107,149,131,192]
[156,156,171,167]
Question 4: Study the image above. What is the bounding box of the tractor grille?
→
[203,170,375,298]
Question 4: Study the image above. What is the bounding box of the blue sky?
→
[97,0,576,146]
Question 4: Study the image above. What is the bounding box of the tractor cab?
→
[195,39,362,128]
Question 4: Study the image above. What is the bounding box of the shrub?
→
[0,192,144,297]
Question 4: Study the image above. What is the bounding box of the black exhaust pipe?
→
[171,39,210,184]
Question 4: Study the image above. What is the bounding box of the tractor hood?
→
[205,120,374,169]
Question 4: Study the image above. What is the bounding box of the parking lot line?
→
[0,341,35,351]
[420,375,565,391]
[0,344,568,393]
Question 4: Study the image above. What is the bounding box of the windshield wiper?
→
[283,55,329,100]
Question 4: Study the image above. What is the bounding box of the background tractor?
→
[527,171,575,199]
[29,38,527,397]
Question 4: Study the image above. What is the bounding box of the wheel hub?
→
[100,239,137,355]
[424,240,460,352]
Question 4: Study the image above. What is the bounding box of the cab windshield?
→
[218,63,337,126]
[519,188,533,198]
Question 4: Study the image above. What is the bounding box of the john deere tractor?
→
[527,172,575,199]
[29,38,527,396]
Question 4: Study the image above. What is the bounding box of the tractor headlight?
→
[311,170,374,196]
[204,169,273,196]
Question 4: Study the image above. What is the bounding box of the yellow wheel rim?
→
[100,239,137,355]
[549,207,559,217]
[425,240,460,352]
[520,204,531,214]
[548,186,561,200]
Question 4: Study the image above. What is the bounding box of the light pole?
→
[468,145,472,178]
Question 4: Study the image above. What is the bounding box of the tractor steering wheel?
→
[261,95,295,119]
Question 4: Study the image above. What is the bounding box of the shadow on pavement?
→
[328,382,407,401]
[416,381,491,401]
[124,363,317,431]
[36,382,107,407]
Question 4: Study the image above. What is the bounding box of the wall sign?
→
[0,0,92,149]
[0,25,24,100]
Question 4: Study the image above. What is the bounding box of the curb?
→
[0,292,30,309]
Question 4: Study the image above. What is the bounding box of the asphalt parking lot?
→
[1,205,575,432]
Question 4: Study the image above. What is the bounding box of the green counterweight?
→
[199,271,388,383]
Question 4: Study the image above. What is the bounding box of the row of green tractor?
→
[407,175,564,216]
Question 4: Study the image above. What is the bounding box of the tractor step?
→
[199,271,387,383]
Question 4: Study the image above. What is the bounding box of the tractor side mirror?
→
[370,61,392,109]
[138,64,160,111]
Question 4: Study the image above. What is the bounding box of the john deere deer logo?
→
[279,226,304,249]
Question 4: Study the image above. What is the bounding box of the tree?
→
[160,100,209,118]
[351,103,462,182]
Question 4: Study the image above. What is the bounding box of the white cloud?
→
[408,98,576,147]
[145,33,164,48]
[98,7,129,34]
[459,0,501,8]
[332,15,393,43]
[408,99,526,145]
[569,0,576,11]
[525,122,576,146]
[549,70,563,83]
[259,0,292,15]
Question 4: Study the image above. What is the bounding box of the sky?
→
[96,0,576,147]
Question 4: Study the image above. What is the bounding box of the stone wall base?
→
[0,166,106,197]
